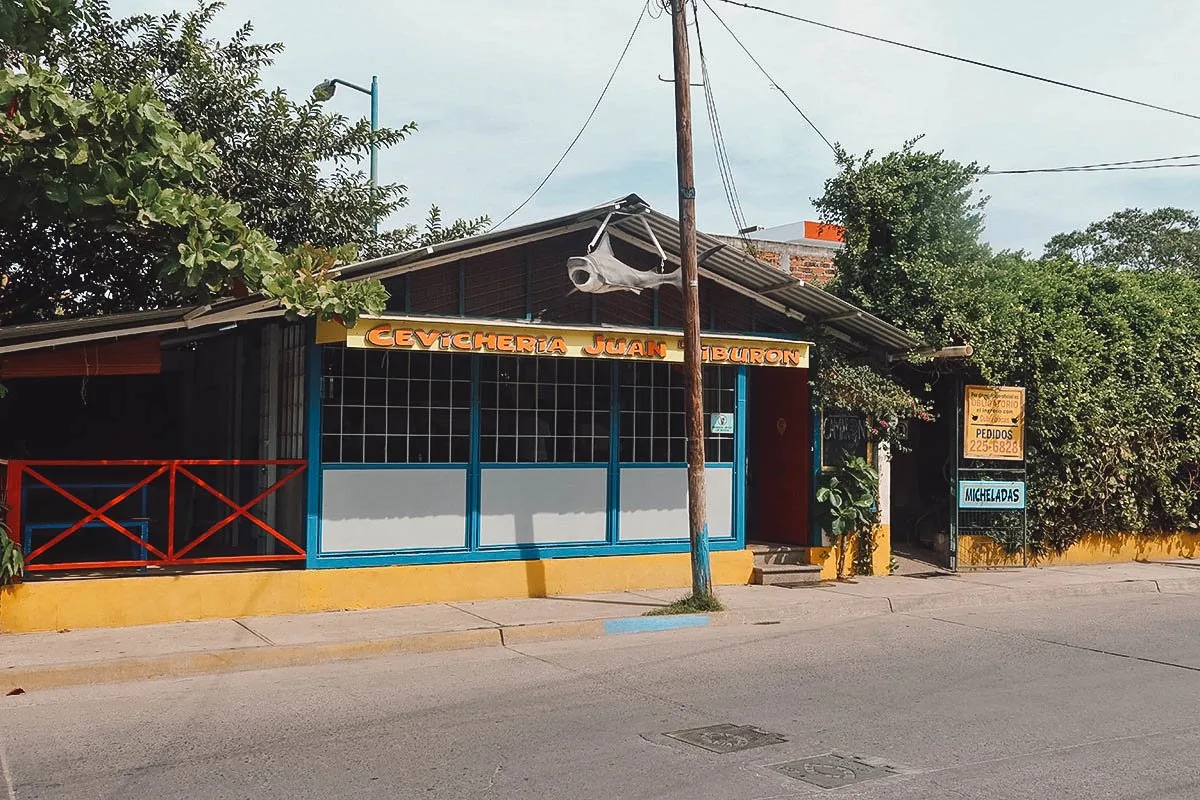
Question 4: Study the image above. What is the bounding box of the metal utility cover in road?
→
[959,480,1027,510]
[664,724,787,754]
[964,385,1025,461]
[772,753,897,789]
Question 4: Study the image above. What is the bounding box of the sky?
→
[114,0,1200,253]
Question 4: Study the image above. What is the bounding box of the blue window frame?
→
[307,344,749,568]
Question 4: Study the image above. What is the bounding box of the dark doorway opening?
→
[889,367,956,569]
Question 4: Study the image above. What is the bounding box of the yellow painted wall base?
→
[960,532,1200,569]
[805,524,892,580]
[0,550,754,633]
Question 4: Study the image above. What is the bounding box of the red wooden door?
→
[750,368,811,545]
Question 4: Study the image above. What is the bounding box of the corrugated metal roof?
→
[0,297,276,354]
[616,210,919,354]
[336,196,647,283]
[0,195,919,357]
[0,307,195,346]
[339,195,920,354]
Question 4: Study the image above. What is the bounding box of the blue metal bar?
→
[607,363,621,544]
[734,365,748,546]
[618,462,734,468]
[467,354,482,551]
[304,337,324,567]
[307,537,746,569]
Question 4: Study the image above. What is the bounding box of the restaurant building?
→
[0,195,916,631]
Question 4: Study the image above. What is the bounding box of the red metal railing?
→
[5,460,306,572]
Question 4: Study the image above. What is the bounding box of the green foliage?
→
[958,255,1200,550]
[810,345,934,452]
[816,456,879,579]
[1044,207,1200,274]
[816,141,1200,553]
[643,593,724,615]
[0,61,383,323]
[45,1,428,253]
[0,0,487,324]
[370,205,493,260]
[0,503,22,586]
[814,137,989,344]
[0,0,79,61]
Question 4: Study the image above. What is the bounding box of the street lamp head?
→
[311,79,337,102]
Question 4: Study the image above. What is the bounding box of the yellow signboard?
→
[319,316,810,368]
[964,385,1025,461]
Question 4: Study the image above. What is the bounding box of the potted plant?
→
[0,501,22,587]
[816,456,879,581]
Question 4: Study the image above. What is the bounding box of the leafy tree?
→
[816,140,1200,553]
[0,0,487,325]
[0,0,79,60]
[959,254,1200,549]
[1044,207,1200,274]
[814,136,989,344]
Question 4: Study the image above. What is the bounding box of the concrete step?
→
[752,563,823,588]
[748,542,813,567]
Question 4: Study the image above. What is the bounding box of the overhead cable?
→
[491,0,649,231]
[987,153,1200,175]
[713,0,1200,123]
[693,1,750,234]
[701,0,836,153]
[987,161,1200,175]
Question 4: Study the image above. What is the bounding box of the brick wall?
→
[787,252,837,285]
[713,235,840,287]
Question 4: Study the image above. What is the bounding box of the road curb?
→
[2,628,503,694]
[6,576,1199,693]
[886,578,1162,614]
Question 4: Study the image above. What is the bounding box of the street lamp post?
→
[313,75,380,228]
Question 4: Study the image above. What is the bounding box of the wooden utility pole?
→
[670,0,712,598]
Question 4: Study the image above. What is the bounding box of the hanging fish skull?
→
[567,233,682,295]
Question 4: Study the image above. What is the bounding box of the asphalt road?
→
[6,591,1200,799]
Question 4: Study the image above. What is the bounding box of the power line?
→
[713,0,1200,123]
[988,161,1200,175]
[693,0,749,234]
[490,1,649,231]
[986,153,1200,175]
[700,0,836,154]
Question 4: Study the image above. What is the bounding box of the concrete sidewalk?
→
[6,559,1200,693]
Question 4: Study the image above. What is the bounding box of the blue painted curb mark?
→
[603,614,711,635]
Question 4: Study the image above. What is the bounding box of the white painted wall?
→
[618,467,733,541]
[877,442,892,526]
[321,468,467,553]
[479,468,608,546]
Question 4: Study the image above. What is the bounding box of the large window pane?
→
[321,348,471,464]
[480,356,611,464]
[619,363,736,463]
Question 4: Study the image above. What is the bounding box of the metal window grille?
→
[321,348,472,464]
[479,356,611,463]
[618,363,735,463]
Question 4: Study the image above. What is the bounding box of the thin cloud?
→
[112,0,1200,251]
